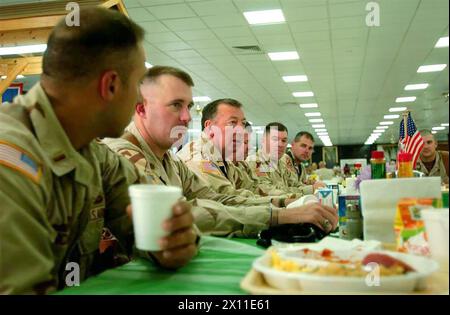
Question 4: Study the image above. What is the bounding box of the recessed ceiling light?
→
[145,62,152,68]
[312,124,325,128]
[417,64,447,73]
[243,9,285,25]
[193,96,211,102]
[380,121,394,125]
[384,114,400,119]
[282,75,308,82]
[309,118,323,123]
[441,123,449,127]
[432,126,446,131]
[16,75,25,79]
[304,112,321,117]
[435,36,449,48]
[404,83,428,90]
[268,51,299,61]
[395,97,416,103]
[299,103,318,108]
[373,130,385,133]
[315,129,327,132]
[389,107,407,112]
[293,91,314,97]
[376,126,389,129]
[0,44,47,56]
[317,132,328,136]
[431,131,437,134]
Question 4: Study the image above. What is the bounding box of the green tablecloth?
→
[56,237,264,295]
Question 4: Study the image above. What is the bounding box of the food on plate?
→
[362,253,415,272]
[270,248,416,277]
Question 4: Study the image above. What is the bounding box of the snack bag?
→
[394,198,435,256]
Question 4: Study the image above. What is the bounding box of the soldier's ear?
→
[98,70,119,101]
[136,102,147,118]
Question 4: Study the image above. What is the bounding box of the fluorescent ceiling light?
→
[376,126,389,129]
[380,121,394,125]
[243,9,285,25]
[384,114,400,119]
[268,51,299,61]
[299,103,318,108]
[417,64,447,73]
[145,62,152,68]
[315,129,327,132]
[309,118,323,123]
[282,75,308,82]
[389,107,407,112]
[435,36,449,48]
[312,124,325,128]
[431,131,437,134]
[432,126,446,131]
[404,83,428,90]
[0,44,47,56]
[441,123,449,127]
[193,96,211,102]
[317,132,328,136]
[293,91,314,97]
[0,75,6,79]
[304,112,321,117]
[395,97,416,103]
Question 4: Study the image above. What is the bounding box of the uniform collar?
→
[16,83,93,184]
[125,121,171,182]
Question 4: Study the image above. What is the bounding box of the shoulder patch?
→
[0,140,42,183]
[201,161,221,175]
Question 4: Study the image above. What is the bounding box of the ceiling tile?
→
[147,4,196,19]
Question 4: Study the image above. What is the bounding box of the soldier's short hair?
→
[201,98,243,130]
[264,122,288,135]
[43,7,144,83]
[142,65,194,87]
[419,129,436,141]
[294,131,315,143]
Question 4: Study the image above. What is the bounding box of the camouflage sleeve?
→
[190,198,270,238]
[0,143,55,294]
[176,159,273,207]
[95,143,142,256]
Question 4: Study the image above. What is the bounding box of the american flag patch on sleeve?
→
[0,141,42,183]
[201,161,221,175]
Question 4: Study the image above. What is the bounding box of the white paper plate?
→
[253,248,439,293]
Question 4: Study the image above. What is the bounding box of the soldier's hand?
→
[152,201,198,269]
[313,181,327,192]
[283,198,297,207]
[278,203,338,232]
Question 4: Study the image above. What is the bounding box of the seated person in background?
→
[0,8,197,294]
[230,122,289,197]
[314,161,336,181]
[280,131,326,194]
[246,122,316,197]
[177,98,338,234]
[416,129,449,184]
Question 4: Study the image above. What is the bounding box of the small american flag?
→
[398,112,424,168]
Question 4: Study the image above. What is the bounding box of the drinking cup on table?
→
[128,184,182,251]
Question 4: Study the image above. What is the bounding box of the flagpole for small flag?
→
[402,110,409,139]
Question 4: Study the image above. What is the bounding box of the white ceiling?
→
[2,0,449,145]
